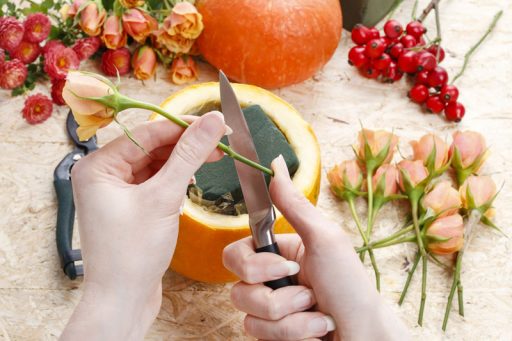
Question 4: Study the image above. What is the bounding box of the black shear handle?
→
[256,243,294,290]
[54,178,83,279]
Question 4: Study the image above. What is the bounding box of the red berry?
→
[348,46,368,68]
[351,24,371,45]
[397,50,418,74]
[440,84,459,103]
[418,37,426,46]
[382,61,403,82]
[445,102,465,122]
[365,38,386,59]
[415,70,430,85]
[22,93,53,124]
[427,66,449,89]
[406,21,426,38]
[426,95,446,114]
[380,36,392,47]
[427,44,446,62]
[101,48,131,76]
[23,13,51,43]
[415,51,437,72]
[400,34,417,48]
[0,59,28,89]
[10,41,41,64]
[359,63,381,79]
[368,27,380,39]
[388,42,404,59]
[408,84,430,104]
[384,19,403,39]
[373,53,392,71]
[0,16,24,51]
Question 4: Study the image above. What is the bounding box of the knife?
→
[219,71,293,290]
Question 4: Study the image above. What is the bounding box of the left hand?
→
[61,112,228,340]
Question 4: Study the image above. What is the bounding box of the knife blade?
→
[219,71,293,289]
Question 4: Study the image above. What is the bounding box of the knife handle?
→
[54,178,83,280]
[256,242,294,289]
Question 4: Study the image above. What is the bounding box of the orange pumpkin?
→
[196,0,342,89]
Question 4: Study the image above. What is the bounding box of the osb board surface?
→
[1,0,511,340]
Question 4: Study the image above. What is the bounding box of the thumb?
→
[149,111,226,195]
[269,155,333,246]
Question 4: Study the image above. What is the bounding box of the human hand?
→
[61,112,228,340]
[223,156,409,341]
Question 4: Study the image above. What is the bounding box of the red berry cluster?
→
[348,20,465,122]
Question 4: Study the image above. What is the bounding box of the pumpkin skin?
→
[196,0,342,89]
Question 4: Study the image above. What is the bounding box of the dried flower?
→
[372,164,399,197]
[101,48,131,76]
[0,59,28,89]
[356,129,398,167]
[51,79,66,105]
[169,56,198,84]
[397,159,429,192]
[22,93,53,124]
[426,214,464,255]
[122,8,157,43]
[327,160,363,198]
[23,13,51,43]
[422,181,461,217]
[72,36,101,61]
[411,133,449,171]
[44,46,80,80]
[163,2,204,39]
[101,15,127,50]
[0,16,24,51]
[79,1,107,37]
[10,41,41,64]
[132,46,157,80]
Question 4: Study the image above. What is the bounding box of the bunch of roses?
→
[327,129,502,330]
[63,0,202,84]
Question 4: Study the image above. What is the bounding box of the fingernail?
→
[308,316,336,334]
[200,111,225,136]
[225,125,233,135]
[267,261,300,277]
[293,291,313,310]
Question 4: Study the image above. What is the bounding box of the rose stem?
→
[120,95,274,176]
[356,224,414,252]
[399,251,421,305]
[348,197,381,291]
[356,235,416,253]
[442,249,463,331]
[360,168,375,261]
[417,0,441,23]
[418,255,428,325]
[411,196,428,326]
[451,10,503,84]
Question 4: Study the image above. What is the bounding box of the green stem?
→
[452,10,503,84]
[356,235,416,253]
[399,252,421,305]
[442,250,464,331]
[411,0,419,20]
[348,198,381,291]
[373,224,414,247]
[119,95,274,176]
[417,0,440,23]
[418,255,427,326]
[411,198,426,257]
[433,0,442,63]
[411,196,427,326]
[457,280,464,316]
[361,169,375,261]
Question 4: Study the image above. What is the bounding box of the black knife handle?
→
[256,242,294,289]
[54,178,83,279]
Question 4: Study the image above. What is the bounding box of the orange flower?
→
[426,214,464,255]
[163,2,203,39]
[101,15,127,49]
[450,131,488,170]
[397,159,429,192]
[119,0,144,9]
[79,2,106,37]
[67,0,85,17]
[155,28,194,54]
[356,129,398,165]
[122,8,157,43]
[422,181,461,217]
[372,164,399,197]
[169,56,198,84]
[327,160,363,198]
[132,46,157,80]
[411,133,449,171]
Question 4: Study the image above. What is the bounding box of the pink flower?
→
[0,59,28,89]
[0,16,24,51]
[51,79,66,105]
[397,159,429,191]
[426,214,464,255]
[101,15,127,49]
[450,131,488,170]
[372,164,399,197]
[42,40,66,56]
[68,0,85,17]
[44,46,80,80]
[327,160,364,197]
[23,13,51,43]
[132,45,157,80]
[356,129,398,165]
[122,8,157,43]
[169,56,198,84]
[79,2,107,37]
[163,2,203,39]
[72,36,101,61]
[101,48,131,76]
[459,175,496,211]
[0,48,5,64]
[422,181,461,217]
[22,93,53,124]
[411,133,449,171]
[10,41,41,64]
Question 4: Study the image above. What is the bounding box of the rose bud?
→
[101,15,127,50]
[163,2,204,39]
[450,131,489,184]
[68,0,85,17]
[62,71,116,140]
[79,1,107,37]
[356,129,398,167]
[22,93,53,125]
[72,36,101,61]
[397,159,429,192]
[0,16,25,51]
[411,133,449,172]
[23,13,51,43]
[459,175,496,213]
[327,160,363,198]
[132,46,157,80]
[155,28,194,54]
[122,8,157,43]
[101,48,131,76]
[119,0,145,8]
[372,164,399,197]
[169,56,198,84]
[44,46,80,80]
[426,214,464,255]
[422,181,461,217]
[0,59,28,89]
[51,79,66,106]
[10,41,41,64]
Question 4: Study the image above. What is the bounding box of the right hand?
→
[223,155,409,341]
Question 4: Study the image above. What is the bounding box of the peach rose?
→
[372,164,399,197]
[155,28,194,54]
[327,160,363,197]
[122,8,157,43]
[422,181,461,217]
[163,2,204,39]
[79,2,106,37]
[459,175,497,212]
[426,214,464,255]
[450,131,488,170]
[132,46,157,80]
[101,15,127,49]
[357,129,398,165]
[411,133,449,171]
[169,56,198,84]
[397,159,429,191]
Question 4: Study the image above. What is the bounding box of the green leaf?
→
[11,86,27,97]
[480,215,508,237]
